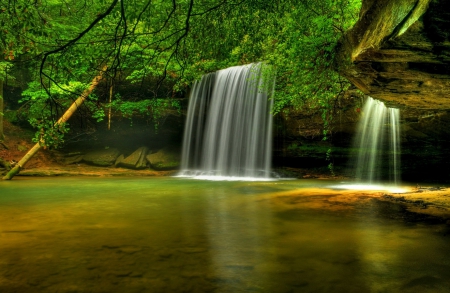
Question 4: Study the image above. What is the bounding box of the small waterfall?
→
[179,63,275,179]
[353,97,401,184]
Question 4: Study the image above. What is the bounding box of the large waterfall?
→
[179,63,275,179]
[353,97,401,184]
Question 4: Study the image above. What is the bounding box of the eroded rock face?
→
[337,0,450,109]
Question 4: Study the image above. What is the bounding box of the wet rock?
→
[147,147,180,170]
[82,148,121,166]
[116,147,149,169]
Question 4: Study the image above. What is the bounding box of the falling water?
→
[353,97,401,184]
[179,63,275,179]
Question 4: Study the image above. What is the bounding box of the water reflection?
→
[0,177,448,292]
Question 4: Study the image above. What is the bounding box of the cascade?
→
[353,97,401,184]
[179,63,275,179]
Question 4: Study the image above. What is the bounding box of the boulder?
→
[337,0,450,109]
[82,148,121,166]
[63,155,84,165]
[114,154,125,167]
[116,147,149,169]
[146,148,180,170]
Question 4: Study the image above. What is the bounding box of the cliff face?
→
[337,0,450,109]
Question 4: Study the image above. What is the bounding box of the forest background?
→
[0,0,362,150]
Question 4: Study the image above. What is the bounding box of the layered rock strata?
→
[337,0,450,109]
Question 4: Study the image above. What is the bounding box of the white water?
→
[179,63,275,179]
[353,97,401,184]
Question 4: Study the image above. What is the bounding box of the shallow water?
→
[0,177,449,293]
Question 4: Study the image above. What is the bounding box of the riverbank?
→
[16,166,177,177]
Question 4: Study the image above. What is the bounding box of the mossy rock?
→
[116,147,149,169]
[146,148,180,170]
[82,148,121,166]
[63,155,84,165]
[114,154,125,167]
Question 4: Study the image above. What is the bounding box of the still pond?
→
[0,177,449,292]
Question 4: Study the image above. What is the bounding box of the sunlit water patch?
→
[0,177,449,293]
[329,182,410,193]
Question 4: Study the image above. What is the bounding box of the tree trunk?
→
[0,79,4,141]
[108,84,113,130]
[2,67,107,180]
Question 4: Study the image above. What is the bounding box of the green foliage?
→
[19,81,95,147]
[111,94,181,128]
[30,119,70,148]
[0,62,13,80]
[266,0,361,113]
[2,0,363,148]
[179,0,362,138]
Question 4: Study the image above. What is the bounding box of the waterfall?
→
[179,63,275,179]
[353,97,401,184]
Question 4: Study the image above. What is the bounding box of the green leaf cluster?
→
[1,0,362,147]
[178,0,361,127]
[110,95,181,128]
[19,81,95,147]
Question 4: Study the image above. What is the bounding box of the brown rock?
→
[337,0,450,110]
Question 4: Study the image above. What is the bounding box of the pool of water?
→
[0,177,449,292]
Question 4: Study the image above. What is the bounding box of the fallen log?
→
[2,66,107,180]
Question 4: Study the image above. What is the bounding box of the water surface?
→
[0,177,449,292]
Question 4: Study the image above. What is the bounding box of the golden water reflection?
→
[0,177,449,292]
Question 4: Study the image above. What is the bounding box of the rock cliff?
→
[337,0,450,109]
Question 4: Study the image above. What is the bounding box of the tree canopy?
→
[1,0,362,146]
